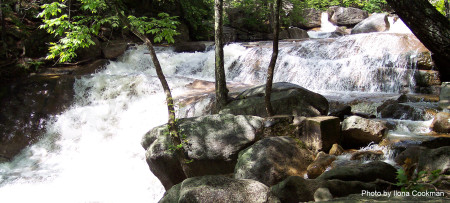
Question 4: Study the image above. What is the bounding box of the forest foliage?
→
[37,0,179,63]
[0,0,448,63]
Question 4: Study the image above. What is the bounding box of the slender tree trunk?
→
[445,0,450,20]
[265,0,281,117]
[214,0,229,111]
[386,0,450,81]
[0,0,6,58]
[68,0,72,22]
[110,1,191,178]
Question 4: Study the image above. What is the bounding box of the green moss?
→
[294,138,307,149]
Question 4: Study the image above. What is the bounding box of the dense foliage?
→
[37,0,179,63]
[180,0,214,40]
[2,0,448,64]
[305,0,388,12]
[430,0,449,16]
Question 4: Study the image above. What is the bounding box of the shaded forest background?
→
[0,0,448,86]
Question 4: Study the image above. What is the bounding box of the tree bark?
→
[214,0,229,111]
[445,0,450,19]
[109,0,191,178]
[265,0,281,117]
[386,0,450,81]
[0,0,6,58]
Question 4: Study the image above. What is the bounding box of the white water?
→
[307,12,337,38]
[231,33,422,92]
[0,31,429,202]
[388,16,413,34]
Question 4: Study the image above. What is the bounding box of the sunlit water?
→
[0,29,432,202]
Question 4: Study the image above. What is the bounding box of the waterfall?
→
[0,32,428,202]
[230,33,424,93]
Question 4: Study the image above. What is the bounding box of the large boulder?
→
[420,137,450,149]
[0,60,108,161]
[317,161,397,183]
[101,40,131,59]
[417,146,450,173]
[341,116,387,149]
[270,176,384,203]
[295,8,322,29]
[431,112,450,133]
[76,37,102,60]
[301,116,341,152]
[351,13,390,34]
[329,105,352,121]
[142,114,265,190]
[234,136,314,186]
[395,146,450,174]
[327,6,369,26]
[220,82,329,117]
[160,175,280,203]
[377,101,437,121]
[279,27,309,40]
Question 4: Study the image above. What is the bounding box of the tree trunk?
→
[265,0,281,117]
[214,0,229,111]
[445,0,450,19]
[0,0,6,58]
[110,1,191,177]
[386,0,450,81]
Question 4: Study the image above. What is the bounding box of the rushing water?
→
[0,21,434,202]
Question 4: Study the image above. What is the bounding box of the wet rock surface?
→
[0,60,108,160]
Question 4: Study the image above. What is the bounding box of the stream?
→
[0,18,443,202]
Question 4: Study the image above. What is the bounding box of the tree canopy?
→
[37,0,179,63]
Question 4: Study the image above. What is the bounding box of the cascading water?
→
[0,28,431,202]
[229,33,425,93]
[307,12,337,38]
